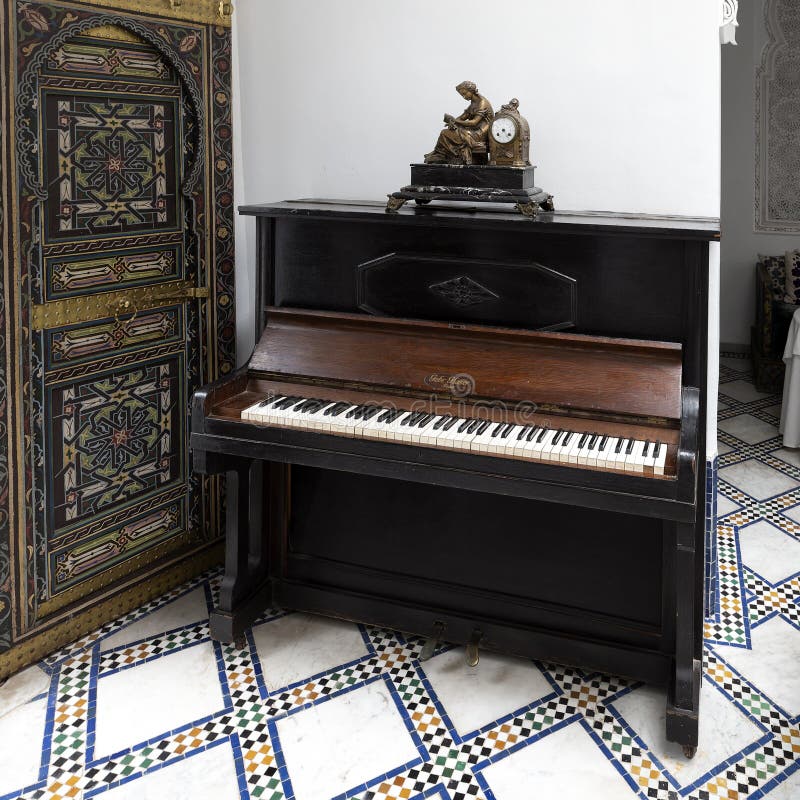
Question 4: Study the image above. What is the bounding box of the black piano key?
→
[443,417,459,431]
[527,426,540,441]
[501,424,513,439]
[625,438,635,455]
[362,407,381,421]
[258,395,279,408]
[458,419,471,433]
[476,420,491,435]
[588,434,599,449]
[562,432,575,446]
[599,435,609,451]
[578,433,589,448]
[642,441,651,457]
[375,410,391,423]
[654,441,663,458]
[385,410,402,423]
[467,419,481,434]
[417,414,434,427]
[433,415,450,430]
[516,426,529,440]
[536,427,548,443]
[491,422,505,437]
[614,438,624,454]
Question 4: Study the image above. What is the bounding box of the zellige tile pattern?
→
[1,354,799,800]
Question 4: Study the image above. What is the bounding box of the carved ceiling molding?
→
[720,0,739,44]
[755,0,800,233]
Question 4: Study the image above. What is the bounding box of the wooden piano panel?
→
[285,467,665,648]
[270,214,691,345]
[248,307,684,422]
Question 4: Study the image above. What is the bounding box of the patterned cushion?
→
[759,253,786,300]
[785,250,800,303]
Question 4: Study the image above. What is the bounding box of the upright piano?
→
[191,200,719,755]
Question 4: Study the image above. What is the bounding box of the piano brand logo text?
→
[424,372,475,397]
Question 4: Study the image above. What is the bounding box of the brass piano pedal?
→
[419,621,445,662]
[466,628,483,668]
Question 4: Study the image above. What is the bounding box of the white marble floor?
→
[0,354,799,800]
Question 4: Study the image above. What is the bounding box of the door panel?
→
[0,2,235,672]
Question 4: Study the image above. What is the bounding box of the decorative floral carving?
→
[429,275,499,307]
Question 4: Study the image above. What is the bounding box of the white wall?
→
[232,0,721,450]
[721,0,800,347]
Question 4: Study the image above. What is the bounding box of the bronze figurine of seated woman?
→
[424,81,493,166]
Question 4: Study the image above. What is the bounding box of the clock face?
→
[491,116,517,144]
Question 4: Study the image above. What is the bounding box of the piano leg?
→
[666,520,701,757]
[203,454,270,643]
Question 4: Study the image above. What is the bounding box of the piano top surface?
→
[238,199,720,241]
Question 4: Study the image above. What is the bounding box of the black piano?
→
[191,200,719,756]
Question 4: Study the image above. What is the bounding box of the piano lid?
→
[249,308,684,422]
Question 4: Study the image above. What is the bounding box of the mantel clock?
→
[387,83,553,218]
[489,98,530,168]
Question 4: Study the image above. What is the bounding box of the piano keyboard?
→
[241,394,668,475]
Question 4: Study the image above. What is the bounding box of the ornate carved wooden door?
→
[0,1,236,676]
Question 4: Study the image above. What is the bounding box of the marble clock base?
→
[387,163,554,218]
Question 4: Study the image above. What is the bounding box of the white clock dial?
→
[491,117,517,144]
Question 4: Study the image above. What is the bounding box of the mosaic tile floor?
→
[1,355,799,800]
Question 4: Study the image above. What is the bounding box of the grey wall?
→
[721,0,800,347]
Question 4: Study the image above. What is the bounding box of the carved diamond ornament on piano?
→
[429,275,499,307]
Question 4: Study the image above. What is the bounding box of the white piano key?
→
[524,427,550,459]
[552,431,577,463]
[595,437,613,468]
[642,441,657,472]
[241,396,272,422]
[564,433,584,464]
[510,426,536,457]
[576,434,593,465]
[500,425,524,455]
[543,429,565,461]
[419,415,447,445]
[608,438,627,470]
[307,402,336,431]
[359,408,392,440]
[654,442,667,476]
[469,422,496,454]
[627,440,645,472]
[248,395,281,424]
[586,435,601,467]
[483,423,507,455]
